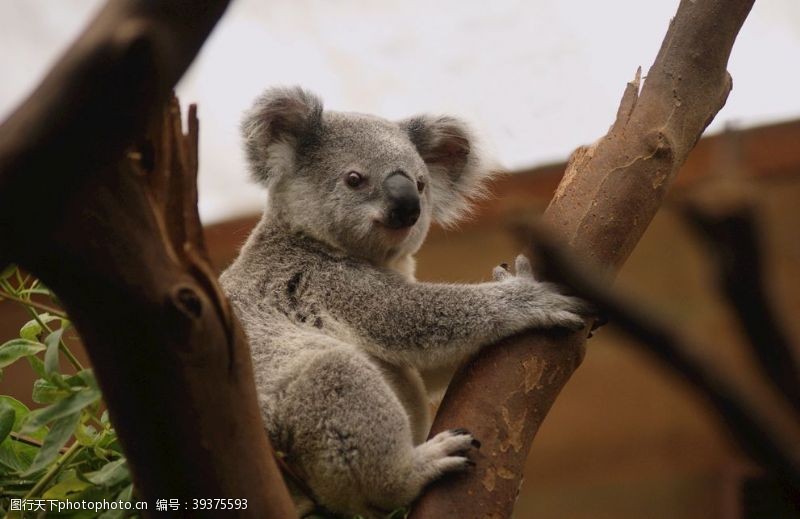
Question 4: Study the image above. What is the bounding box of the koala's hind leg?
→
[276,346,476,517]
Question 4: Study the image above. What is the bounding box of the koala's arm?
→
[314,256,586,368]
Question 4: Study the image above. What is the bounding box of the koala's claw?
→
[551,310,587,331]
[493,254,537,282]
[416,429,479,474]
[492,264,511,282]
[514,254,534,279]
[445,428,482,449]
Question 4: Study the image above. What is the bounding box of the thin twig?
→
[23,441,84,499]
[0,289,67,318]
[0,279,83,371]
[8,432,68,454]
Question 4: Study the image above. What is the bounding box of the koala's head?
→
[242,86,494,267]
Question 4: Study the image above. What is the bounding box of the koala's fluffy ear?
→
[241,86,323,186]
[400,115,494,226]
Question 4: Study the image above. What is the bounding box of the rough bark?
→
[412,1,756,517]
[0,1,295,516]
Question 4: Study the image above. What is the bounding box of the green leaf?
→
[86,458,129,487]
[0,403,15,443]
[42,472,92,499]
[92,445,111,461]
[19,314,58,341]
[75,369,97,390]
[0,397,33,435]
[19,320,42,341]
[32,378,70,404]
[98,484,134,519]
[56,467,79,483]
[47,372,72,390]
[60,486,115,515]
[21,387,101,434]
[74,422,98,446]
[22,411,80,476]
[63,369,97,390]
[0,397,45,474]
[31,280,54,297]
[0,339,45,369]
[27,354,46,377]
[17,288,54,299]
[0,441,37,474]
[118,483,133,501]
[0,401,15,443]
[44,328,64,376]
[90,428,122,459]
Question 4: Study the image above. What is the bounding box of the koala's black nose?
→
[383,171,421,229]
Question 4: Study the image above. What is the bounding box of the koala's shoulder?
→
[225,226,355,297]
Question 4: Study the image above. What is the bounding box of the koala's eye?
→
[416,179,426,193]
[345,171,365,189]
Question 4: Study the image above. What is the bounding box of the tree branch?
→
[0,1,295,516]
[412,1,756,517]
[680,189,800,415]
[526,221,800,506]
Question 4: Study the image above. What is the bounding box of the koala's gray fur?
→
[220,86,587,518]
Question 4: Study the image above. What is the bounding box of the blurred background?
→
[1,1,799,517]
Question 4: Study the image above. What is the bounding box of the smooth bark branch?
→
[412,1,755,517]
[0,1,295,516]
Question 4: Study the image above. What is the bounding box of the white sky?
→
[1,1,799,223]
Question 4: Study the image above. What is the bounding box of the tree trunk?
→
[0,1,295,516]
[411,1,756,517]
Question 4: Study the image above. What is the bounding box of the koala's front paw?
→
[496,255,589,331]
[414,428,480,475]
[492,254,537,283]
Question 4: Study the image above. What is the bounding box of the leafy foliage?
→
[0,266,134,517]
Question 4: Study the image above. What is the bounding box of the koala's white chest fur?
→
[386,255,417,281]
[371,359,431,444]
[374,255,433,444]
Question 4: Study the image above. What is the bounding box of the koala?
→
[220,87,587,518]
